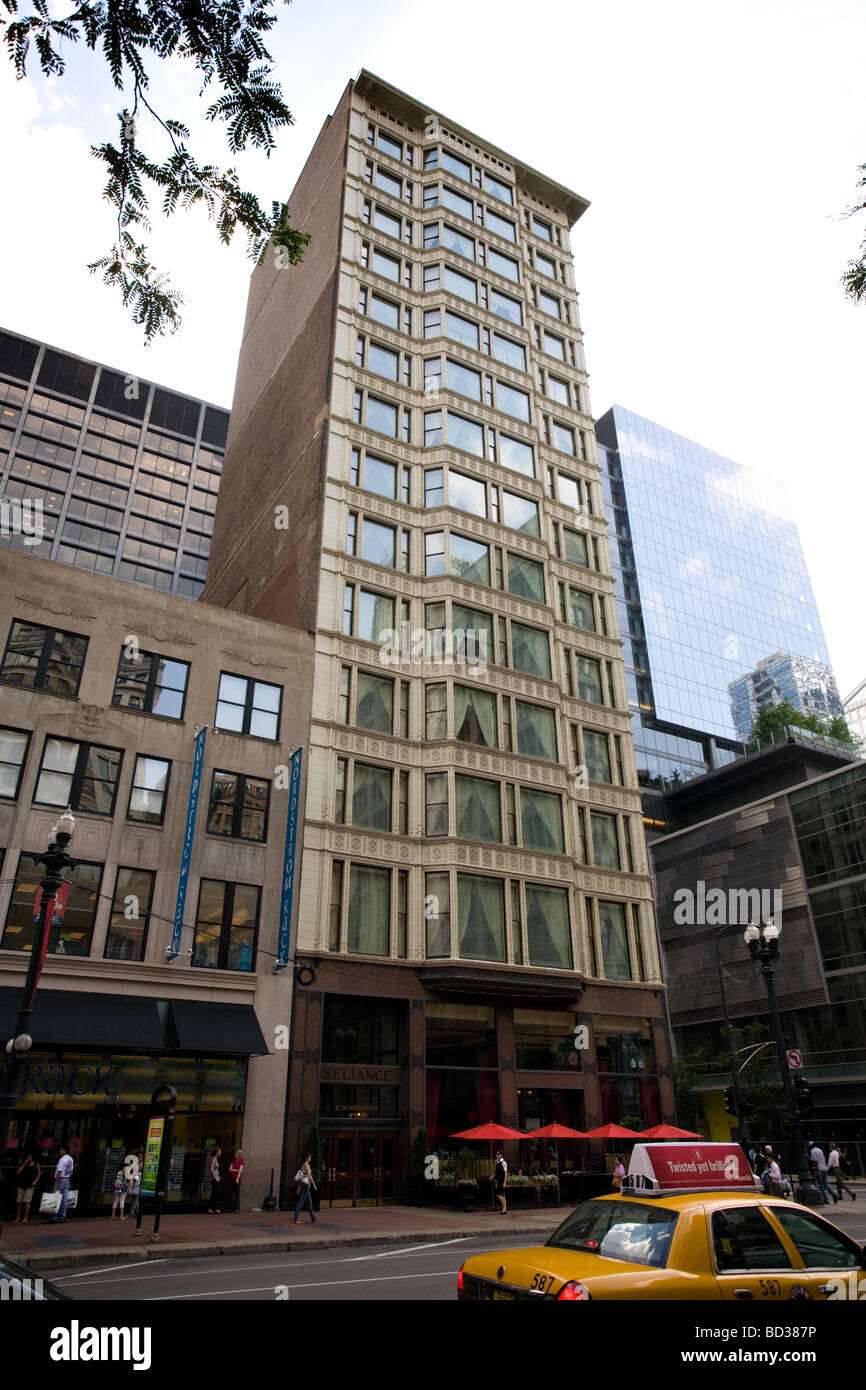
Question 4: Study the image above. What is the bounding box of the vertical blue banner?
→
[275,748,303,972]
[169,725,207,961]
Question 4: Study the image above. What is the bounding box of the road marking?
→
[55,1259,170,1281]
[148,1269,456,1299]
[344,1238,469,1261]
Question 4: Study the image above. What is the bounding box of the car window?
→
[769,1207,862,1269]
[548,1200,677,1269]
[712,1207,792,1272]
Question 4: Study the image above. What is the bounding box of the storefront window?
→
[514,1009,580,1071]
[594,1016,655,1075]
[425,1003,496,1067]
[426,1068,499,1147]
[322,997,400,1065]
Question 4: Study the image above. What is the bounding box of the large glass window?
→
[127,754,170,824]
[502,491,539,535]
[521,788,564,852]
[441,184,474,219]
[372,247,400,282]
[598,901,631,979]
[448,470,486,517]
[496,381,530,421]
[526,883,572,969]
[207,770,269,841]
[357,590,395,644]
[577,656,603,704]
[458,873,505,961]
[516,701,557,761]
[368,342,399,380]
[112,649,189,719]
[192,879,259,971]
[34,737,122,814]
[444,265,477,303]
[426,1001,497,1065]
[488,248,519,282]
[515,1009,578,1070]
[425,871,451,957]
[374,167,402,199]
[450,532,490,584]
[348,864,391,955]
[563,528,589,567]
[490,288,522,325]
[215,673,281,739]
[0,619,87,696]
[2,853,103,956]
[452,604,493,663]
[483,172,513,204]
[447,412,484,457]
[0,727,29,799]
[493,333,526,371]
[455,774,501,842]
[445,310,479,349]
[584,730,612,783]
[446,358,482,402]
[359,517,396,568]
[105,866,154,961]
[442,224,475,260]
[366,395,398,437]
[499,433,534,477]
[356,452,397,499]
[370,293,399,330]
[353,763,393,831]
[455,685,497,747]
[569,589,596,632]
[356,671,394,733]
[511,623,551,679]
[441,150,471,182]
[486,208,516,241]
[508,553,545,603]
[591,813,621,869]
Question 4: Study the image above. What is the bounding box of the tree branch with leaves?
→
[1,0,309,339]
[842,162,866,304]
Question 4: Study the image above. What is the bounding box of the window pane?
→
[543,331,565,359]
[511,622,551,678]
[447,412,484,457]
[591,813,621,869]
[360,518,396,567]
[425,871,451,957]
[105,866,153,960]
[375,168,402,199]
[446,358,482,401]
[363,454,397,498]
[577,657,603,703]
[377,130,402,160]
[526,884,571,968]
[452,605,493,663]
[425,771,449,837]
[445,310,479,349]
[442,225,475,260]
[508,554,545,603]
[240,776,270,840]
[366,396,398,436]
[455,686,496,747]
[444,266,477,303]
[499,433,534,477]
[370,293,399,329]
[348,864,390,955]
[425,531,446,575]
[521,788,564,852]
[425,683,447,739]
[458,874,505,961]
[372,248,400,282]
[539,290,560,318]
[357,590,395,643]
[584,731,611,783]
[554,422,576,455]
[548,375,569,406]
[516,702,557,760]
[493,334,526,370]
[502,491,539,535]
[455,775,501,842]
[374,207,401,238]
[491,289,522,325]
[442,150,471,182]
[450,533,490,585]
[563,528,589,567]
[448,471,486,518]
[441,185,474,219]
[487,209,516,241]
[0,728,28,798]
[497,381,530,421]
[488,248,519,282]
[368,343,399,380]
[356,671,394,732]
[352,763,393,831]
[483,172,513,204]
[569,589,596,630]
[599,901,630,979]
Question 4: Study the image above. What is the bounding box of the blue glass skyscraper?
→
[595,406,835,830]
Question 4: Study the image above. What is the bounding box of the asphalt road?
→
[48,1234,524,1302]
[45,1200,866,1302]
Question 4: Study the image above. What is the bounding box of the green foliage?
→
[842,162,866,304]
[0,0,310,339]
[716,1023,785,1140]
[747,702,860,754]
[672,1050,709,1132]
[304,1124,322,1184]
[411,1127,429,1181]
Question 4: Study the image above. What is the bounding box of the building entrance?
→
[319,1131,399,1207]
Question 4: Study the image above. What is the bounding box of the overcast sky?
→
[1,0,863,695]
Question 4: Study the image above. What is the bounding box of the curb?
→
[5,1220,559,1273]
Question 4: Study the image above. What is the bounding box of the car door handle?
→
[734,1289,754,1299]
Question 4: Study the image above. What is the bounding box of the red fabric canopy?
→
[522,1123,587,1139]
[582,1123,641,1139]
[451,1123,525,1140]
[639,1124,704,1140]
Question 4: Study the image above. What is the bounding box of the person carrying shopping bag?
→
[293,1152,317,1224]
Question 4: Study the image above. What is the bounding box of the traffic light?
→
[793,1075,814,1117]
[723,1086,737,1115]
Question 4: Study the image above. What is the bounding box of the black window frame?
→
[0,618,88,697]
[192,878,260,972]
[33,735,123,816]
[111,647,190,720]
[206,768,271,842]
[0,724,32,800]
[104,864,156,961]
[126,753,172,826]
[215,671,283,741]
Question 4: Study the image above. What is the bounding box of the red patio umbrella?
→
[639,1124,703,1140]
[451,1123,525,1140]
[582,1123,641,1139]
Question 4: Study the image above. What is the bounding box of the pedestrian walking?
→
[612,1156,626,1190]
[827,1142,856,1202]
[229,1149,245,1212]
[293,1151,317,1224]
[111,1163,127,1220]
[14,1151,40,1223]
[50,1144,74,1223]
[756,1146,773,1193]
[767,1155,784,1197]
[127,1150,143,1219]
[208,1145,223,1214]
[809,1141,835,1204]
[491,1148,508,1214]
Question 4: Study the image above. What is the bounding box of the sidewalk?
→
[0,1203,567,1273]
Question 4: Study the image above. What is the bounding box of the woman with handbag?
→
[293,1151,317,1224]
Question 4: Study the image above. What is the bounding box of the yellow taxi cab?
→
[458,1142,866,1301]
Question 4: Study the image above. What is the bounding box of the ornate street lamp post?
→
[0,810,76,1223]
[743,919,821,1205]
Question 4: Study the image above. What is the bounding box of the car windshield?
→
[547,1199,678,1269]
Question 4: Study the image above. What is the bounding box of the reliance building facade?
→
[202,71,671,1204]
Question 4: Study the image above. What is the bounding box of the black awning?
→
[168,1000,269,1056]
[0,988,164,1051]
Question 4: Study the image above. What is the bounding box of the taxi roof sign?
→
[622,1143,755,1195]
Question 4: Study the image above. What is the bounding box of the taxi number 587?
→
[531,1273,555,1293]
[760,1278,782,1297]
